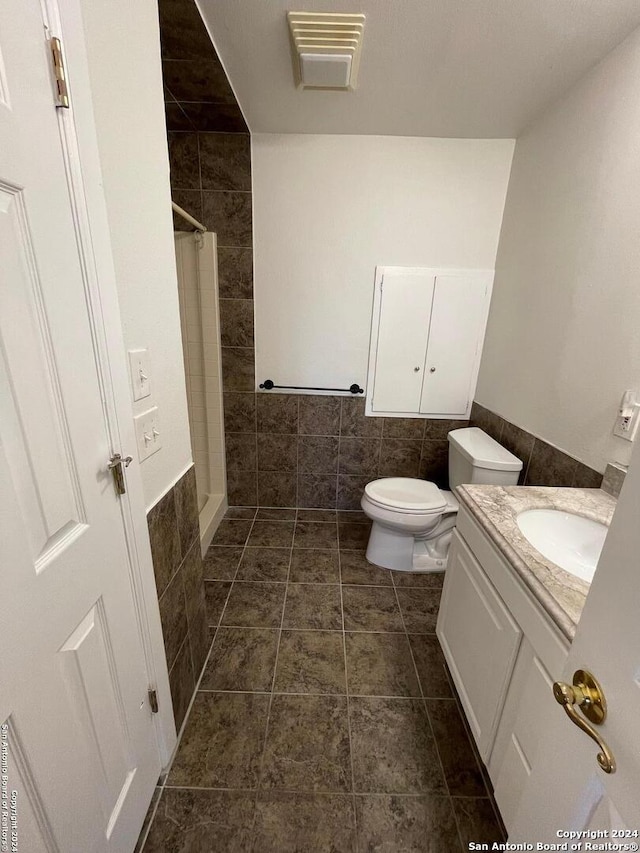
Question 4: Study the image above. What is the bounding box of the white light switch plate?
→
[128,348,151,401]
[134,406,161,461]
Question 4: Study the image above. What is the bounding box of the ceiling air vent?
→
[287,11,366,91]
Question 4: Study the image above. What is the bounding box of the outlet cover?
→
[134,406,161,461]
[128,348,151,401]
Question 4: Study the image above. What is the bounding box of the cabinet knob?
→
[414,366,420,372]
[430,367,436,373]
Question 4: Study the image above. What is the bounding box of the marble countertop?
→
[455,484,617,641]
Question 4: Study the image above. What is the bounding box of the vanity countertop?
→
[455,484,617,641]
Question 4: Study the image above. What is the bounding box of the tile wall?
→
[146,467,209,730]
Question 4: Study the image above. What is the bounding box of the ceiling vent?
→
[287,11,366,91]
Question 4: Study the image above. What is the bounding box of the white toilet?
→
[361,427,522,573]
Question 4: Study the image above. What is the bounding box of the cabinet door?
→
[419,274,490,415]
[436,531,522,759]
[371,269,435,413]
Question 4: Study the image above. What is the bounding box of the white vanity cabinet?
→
[437,506,571,830]
[366,267,493,419]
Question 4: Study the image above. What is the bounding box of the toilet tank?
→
[448,427,522,489]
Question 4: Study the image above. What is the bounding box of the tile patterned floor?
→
[138,508,506,852]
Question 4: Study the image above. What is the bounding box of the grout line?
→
[337,547,359,851]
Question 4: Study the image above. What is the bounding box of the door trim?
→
[42,0,177,765]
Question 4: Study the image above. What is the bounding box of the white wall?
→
[79,0,192,508]
[252,134,515,393]
[476,27,640,473]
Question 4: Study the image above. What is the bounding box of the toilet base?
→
[365,521,450,573]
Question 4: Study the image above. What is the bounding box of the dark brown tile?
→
[340,398,382,438]
[133,787,160,853]
[261,695,351,791]
[174,466,199,557]
[379,439,423,477]
[342,587,404,632]
[247,520,295,548]
[210,518,252,546]
[284,584,342,630]
[181,101,248,134]
[500,421,534,483]
[222,582,286,627]
[408,635,453,698]
[339,551,392,585]
[298,435,339,473]
[226,470,258,506]
[258,472,297,507]
[470,402,504,442]
[382,417,425,439]
[392,571,444,588]
[225,507,257,520]
[453,797,506,847]
[294,521,338,550]
[426,699,486,796]
[223,391,256,432]
[167,132,199,189]
[202,545,243,580]
[225,433,256,472]
[220,299,254,348]
[159,569,188,669]
[257,394,299,434]
[221,346,255,391]
[525,438,578,487]
[395,588,441,632]
[338,522,371,550]
[199,133,251,190]
[253,792,356,853]
[424,419,469,441]
[204,581,232,626]
[147,488,180,598]
[162,52,236,95]
[218,247,253,299]
[275,630,346,694]
[168,637,194,732]
[289,550,340,583]
[168,692,269,788]
[171,188,202,232]
[297,509,338,522]
[356,794,461,852]
[350,697,446,793]
[298,395,341,436]
[337,475,369,510]
[338,438,381,477]
[346,633,420,697]
[257,434,298,472]
[164,101,194,132]
[144,788,255,853]
[202,191,252,247]
[419,440,450,488]
[256,507,297,520]
[572,461,603,489]
[237,547,290,582]
[181,541,206,626]
[188,603,210,680]
[201,627,278,691]
[338,509,369,522]
[297,474,338,509]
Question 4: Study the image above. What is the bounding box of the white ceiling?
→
[197,0,640,138]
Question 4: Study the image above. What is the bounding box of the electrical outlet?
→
[128,348,151,401]
[134,407,161,461]
[613,390,640,442]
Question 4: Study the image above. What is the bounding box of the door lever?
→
[552,669,616,774]
[108,453,133,496]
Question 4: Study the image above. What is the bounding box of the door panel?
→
[371,269,434,412]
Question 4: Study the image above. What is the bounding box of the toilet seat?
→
[364,478,447,515]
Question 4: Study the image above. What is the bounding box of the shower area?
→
[173,202,227,551]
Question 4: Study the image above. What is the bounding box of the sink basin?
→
[516,509,607,583]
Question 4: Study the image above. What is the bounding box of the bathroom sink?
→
[516,509,607,583]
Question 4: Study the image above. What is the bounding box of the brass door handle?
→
[552,669,616,774]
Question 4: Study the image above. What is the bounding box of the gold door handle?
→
[552,669,616,774]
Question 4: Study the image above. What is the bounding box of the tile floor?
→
[138,507,506,852]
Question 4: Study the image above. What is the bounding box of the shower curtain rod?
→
[172,200,207,234]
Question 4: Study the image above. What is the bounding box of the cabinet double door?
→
[371,268,491,416]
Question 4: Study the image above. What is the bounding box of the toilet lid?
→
[364,478,448,513]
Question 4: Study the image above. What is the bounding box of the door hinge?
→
[148,688,159,714]
[108,453,133,495]
[50,36,70,108]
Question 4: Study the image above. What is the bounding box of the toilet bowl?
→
[361,427,522,573]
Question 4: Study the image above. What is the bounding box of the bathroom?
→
[3,0,640,850]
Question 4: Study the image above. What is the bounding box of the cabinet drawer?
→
[437,530,522,759]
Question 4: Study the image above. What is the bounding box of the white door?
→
[419,274,491,416]
[371,269,435,412]
[509,444,640,839]
[0,1,161,850]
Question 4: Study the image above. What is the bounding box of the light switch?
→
[128,348,151,401]
[134,406,161,461]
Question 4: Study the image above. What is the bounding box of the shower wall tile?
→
[257,394,299,434]
[223,392,256,433]
[299,395,341,436]
[200,134,252,191]
[221,347,255,391]
[257,434,298,472]
[171,189,202,232]
[298,436,339,474]
[379,439,422,478]
[162,59,237,102]
[298,474,338,509]
[180,102,248,134]
[227,470,258,507]
[219,299,254,348]
[202,191,253,247]
[168,132,200,189]
[217,248,253,299]
[340,397,383,438]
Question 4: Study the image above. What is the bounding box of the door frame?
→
[41,0,177,765]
